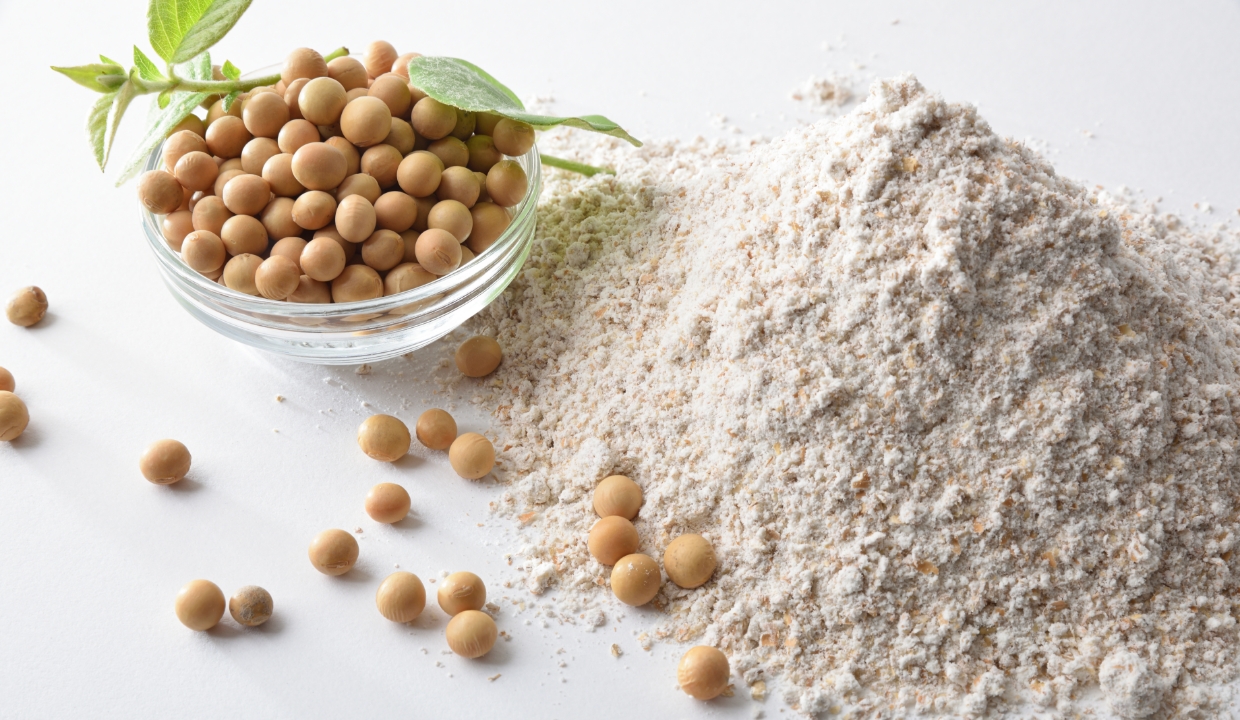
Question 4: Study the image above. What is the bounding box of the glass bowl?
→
[140,119,540,365]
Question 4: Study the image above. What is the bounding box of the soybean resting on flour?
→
[469,76,1240,717]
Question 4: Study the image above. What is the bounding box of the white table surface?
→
[1,1,1238,717]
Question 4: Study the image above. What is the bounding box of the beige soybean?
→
[345,87,369,103]
[241,137,281,175]
[5,286,47,328]
[222,253,263,295]
[163,130,209,171]
[205,95,243,126]
[475,112,502,136]
[255,256,301,300]
[588,516,640,565]
[476,173,491,204]
[415,408,456,450]
[437,571,486,616]
[376,571,425,623]
[384,117,415,155]
[374,191,418,232]
[410,97,456,140]
[445,610,497,659]
[331,264,382,302]
[229,585,273,627]
[593,475,643,519]
[283,77,309,119]
[139,438,191,484]
[316,225,357,261]
[205,115,251,159]
[308,528,359,576]
[270,236,307,269]
[213,168,245,198]
[678,646,731,700]
[455,336,502,378]
[290,190,336,230]
[288,275,331,303]
[299,76,348,125]
[361,229,404,272]
[414,228,461,276]
[262,153,305,197]
[413,196,435,231]
[610,553,662,606]
[391,52,418,79]
[282,48,328,85]
[220,214,268,256]
[291,142,348,191]
[318,121,343,140]
[0,367,13,393]
[428,199,472,242]
[182,230,227,274]
[341,96,392,147]
[467,203,510,255]
[336,173,382,204]
[0,391,29,442]
[436,166,480,207]
[138,170,184,214]
[399,230,421,262]
[162,211,194,251]
[664,534,718,589]
[301,236,347,281]
[326,136,361,176]
[327,55,368,91]
[466,134,502,173]
[168,114,205,139]
[357,413,411,462]
[492,118,535,157]
[361,144,402,188]
[175,579,225,631]
[365,482,411,523]
[242,91,290,138]
[396,151,443,197]
[222,174,271,216]
[448,432,494,480]
[365,41,398,79]
[174,151,218,192]
[459,244,475,265]
[486,160,528,207]
[261,197,302,240]
[428,136,469,169]
[369,73,412,117]
[336,194,377,242]
[278,118,319,154]
[449,109,476,141]
[384,261,435,295]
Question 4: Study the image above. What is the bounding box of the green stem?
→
[539,153,615,177]
[174,72,282,93]
[323,46,350,62]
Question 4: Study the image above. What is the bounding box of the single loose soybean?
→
[181,230,227,274]
[288,275,331,303]
[228,585,273,627]
[331,264,382,302]
[241,137,281,175]
[221,214,268,256]
[437,571,486,616]
[262,197,302,240]
[282,48,328,85]
[376,571,426,623]
[6,286,48,327]
[255,256,301,300]
[223,253,263,295]
[448,432,494,480]
[361,229,404,272]
[486,160,528,207]
[292,190,337,230]
[301,237,347,281]
[242,91,290,138]
[0,391,29,442]
[415,408,457,450]
[384,261,435,295]
[327,55,369,91]
[410,97,456,140]
[360,144,403,188]
[369,73,412,117]
[397,151,443,197]
[455,336,502,377]
[445,610,497,659]
[336,194,377,243]
[588,516,640,565]
[175,579,225,631]
[139,438,191,484]
[0,367,13,393]
[205,115,251,159]
[337,173,382,204]
[678,646,731,700]
[365,41,398,79]
[594,475,643,519]
[436,166,481,207]
[308,529,359,576]
[341,96,392,147]
[262,153,306,197]
[365,482,411,523]
[138,170,184,214]
[357,414,411,462]
[299,76,348,126]
[278,118,319,154]
[492,118,535,157]
[467,203,511,255]
[428,199,472,242]
[291,142,347,191]
[414,228,461,276]
[222,174,271,216]
[664,534,718,589]
[610,553,662,606]
[270,236,307,270]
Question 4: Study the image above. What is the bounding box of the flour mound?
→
[482,76,1240,717]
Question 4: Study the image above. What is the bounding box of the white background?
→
[1,1,1238,718]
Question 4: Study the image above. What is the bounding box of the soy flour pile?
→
[479,76,1240,717]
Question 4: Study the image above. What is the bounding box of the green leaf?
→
[100,54,120,65]
[408,56,641,147]
[102,77,140,169]
[147,0,251,64]
[179,50,212,80]
[88,92,117,169]
[115,88,212,185]
[132,46,163,81]
[158,88,174,109]
[221,90,241,111]
[221,59,240,80]
[51,63,125,93]
[539,154,615,177]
